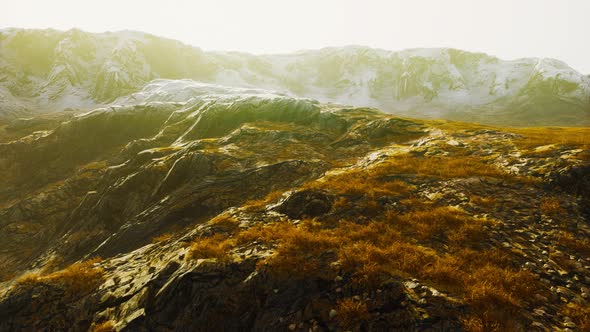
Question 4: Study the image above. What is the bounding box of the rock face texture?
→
[1,28,589,126]
[0,90,588,331]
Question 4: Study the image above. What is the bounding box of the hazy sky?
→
[2,0,589,73]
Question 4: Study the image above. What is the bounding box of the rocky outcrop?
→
[276,190,335,219]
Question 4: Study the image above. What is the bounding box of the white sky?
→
[2,0,589,73]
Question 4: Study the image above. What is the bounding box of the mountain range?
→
[1,28,589,126]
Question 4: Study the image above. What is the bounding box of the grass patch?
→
[152,233,173,243]
[469,195,497,207]
[307,169,414,198]
[233,203,542,330]
[189,234,235,262]
[556,231,590,257]
[336,297,370,329]
[387,206,491,245]
[17,257,104,296]
[512,127,590,150]
[561,303,590,331]
[209,214,240,230]
[90,321,116,332]
[540,197,564,216]
[371,154,508,179]
[243,190,285,211]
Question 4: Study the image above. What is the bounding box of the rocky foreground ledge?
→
[0,92,588,331]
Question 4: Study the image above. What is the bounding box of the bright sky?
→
[2,0,589,73]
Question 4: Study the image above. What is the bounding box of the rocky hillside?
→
[0,88,588,331]
[1,28,589,126]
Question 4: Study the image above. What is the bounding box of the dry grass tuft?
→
[254,222,340,279]
[243,190,285,211]
[389,206,489,244]
[512,127,590,151]
[469,195,497,207]
[215,159,237,172]
[152,233,173,243]
[332,196,352,210]
[336,297,370,329]
[370,154,508,179]
[338,242,389,289]
[90,320,116,332]
[209,215,240,231]
[540,197,564,216]
[305,167,415,198]
[463,265,541,331]
[189,234,235,262]
[447,223,488,247]
[556,231,590,257]
[16,257,104,295]
[561,303,590,331]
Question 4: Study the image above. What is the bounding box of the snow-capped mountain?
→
[1,28,589,125]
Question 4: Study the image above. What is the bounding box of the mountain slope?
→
[1,28,589,126]
[0,88,588,331]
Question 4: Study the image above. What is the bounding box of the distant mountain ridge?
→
[1,28,589,126]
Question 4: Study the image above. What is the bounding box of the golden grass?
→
[189,234,235,262]
[237,222,285,245]
[338,242,390,289]
[152,233,173,243]
[90,321,115,332]
[184,134,562,329]
[301,153,527,218]
[371,154,508,179]
[387,206,491,245]
[336,297,370,329]
[447,222,488,246]
[511,127,590,150]
[540,197,564,216]
[243,190,285,211]
[242,221,340,279]
[215,159,238,172]
[463,268,542,331]
[306,168,415,198]
[17,257,104,295]
[426,119,493,132]
[209,215,240,229]
[235,209,545,330]
[561,303,590,331]
[332,196,352,210]
[556,231,590,257]
[469,195,497,207]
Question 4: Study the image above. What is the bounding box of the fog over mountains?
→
[1,28,589,126]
